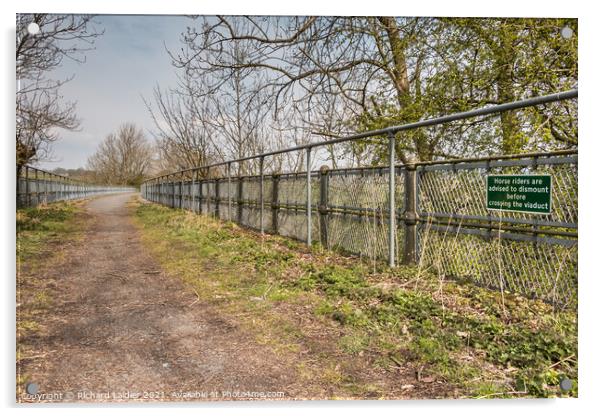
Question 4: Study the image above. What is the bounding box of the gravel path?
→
[19,193,299,402]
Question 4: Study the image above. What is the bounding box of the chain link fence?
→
[416,152,577,307]
[17,165,136,208]
[141,90,578,308]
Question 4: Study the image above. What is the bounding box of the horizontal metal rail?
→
[146,150,576,185]
[426,223,577,248]
[144,89,577,181]
[17,165,135,208]
[418,211,577,230]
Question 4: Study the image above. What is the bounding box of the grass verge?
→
[16,200,90,393]
[132,199,577,399]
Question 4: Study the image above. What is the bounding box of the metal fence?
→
[141,90,578,308]
[17,165,135,208]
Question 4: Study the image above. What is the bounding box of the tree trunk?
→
[495,23,524,154]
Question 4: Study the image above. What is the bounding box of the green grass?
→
[132,199,578,398]
[17,200,88,331]
[17,201,85,267]
[16,200,90,397]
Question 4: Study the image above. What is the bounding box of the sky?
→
[38,15,193,170]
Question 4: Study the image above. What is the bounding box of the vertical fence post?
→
[319,165,330,247]
[43,171,48,204]
[34,168,38,206]
[16,166,21,208]
[227,162,232,220]
[197,170,202,213]
[172,175,176,208]
[25,166,30,207]
[182,175,185,208]
[271,173,279,233]
[180,173,184,209]
[237,174,244,223]
[191,171,195,212]
[215,175,220,218]
[306,147,312,245]
[388,133,396,267]
[402,157,418,265]
[259,156,265,234]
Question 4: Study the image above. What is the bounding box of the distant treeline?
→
[50,167,96,182]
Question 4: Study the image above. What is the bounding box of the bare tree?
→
[87,123,153,186]
[145,81,219,174]
[148,37,278,176]
[172,16,431,162]
[172,16,577,163]
[16,13,103,171]
[200,44,274,175]
[16,87,78,169]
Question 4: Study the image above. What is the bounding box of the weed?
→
[339,333,370,354]
[132,199,577,398]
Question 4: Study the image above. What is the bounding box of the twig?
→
[262,282,274,300]
[188,288,201,307]
[474,389,527,399]
[389,354,404,367]
[547,354,576,370]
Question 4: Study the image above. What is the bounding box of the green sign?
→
[486,174,552,214]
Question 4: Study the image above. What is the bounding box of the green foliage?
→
[293,261,577,397]
[296,264,370,298]
[351,17,577,162]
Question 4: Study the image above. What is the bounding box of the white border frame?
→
[485,174,553,215]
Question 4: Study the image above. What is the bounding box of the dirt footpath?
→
[18,193,304,402]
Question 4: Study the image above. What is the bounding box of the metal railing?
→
[17,165,135,208]
[141,89,578,307]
